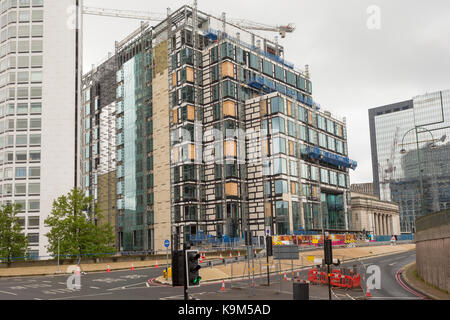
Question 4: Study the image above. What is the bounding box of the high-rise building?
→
[81,5,357,253]
[0,0,82,257]
[369,89,450,233]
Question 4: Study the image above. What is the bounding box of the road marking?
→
[346,293,356,300]
[0,290,17,296]
[90,287,100,290]
[50,292,113,300]
[389,262,397,266]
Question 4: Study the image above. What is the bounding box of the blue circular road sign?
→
[164,240,170,248]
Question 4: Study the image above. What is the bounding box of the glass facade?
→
[371,89,450,233]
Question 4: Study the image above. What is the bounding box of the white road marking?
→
[50,292,113,300]
[389,262,397,266]
[0,290,17,296]
[90,287,100,289]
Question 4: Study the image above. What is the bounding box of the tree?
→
[0,203,29,265]
[45,188,116,259]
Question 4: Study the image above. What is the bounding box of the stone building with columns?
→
[350,191,401,236]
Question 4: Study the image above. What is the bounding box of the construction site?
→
[80,1,358,255]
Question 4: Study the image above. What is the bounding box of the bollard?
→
[293,281,309,300]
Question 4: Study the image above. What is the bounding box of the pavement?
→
[0,258,163,277]
[401,262,450,300]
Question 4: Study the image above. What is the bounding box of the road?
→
[0,249,424,300]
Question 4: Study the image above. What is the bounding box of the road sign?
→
[164,240,170,248]
[273,245,299,260]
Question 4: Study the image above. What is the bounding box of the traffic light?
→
[266,236,273,257]
[324,239,333,265]
[172,250,185,287]
[186,250,202,288]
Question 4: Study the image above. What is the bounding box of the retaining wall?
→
[415,211,450,293]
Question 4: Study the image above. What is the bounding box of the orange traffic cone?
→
[366,290,372,298]
[106,264,110,272]
[238,251,241,258]
[131,263,134,271]
[199,255,203,263]
[221,280,226,291]
[155,259,159,268]
[229,252,232,258]
[219,253,223,260]
[283,272,287,281]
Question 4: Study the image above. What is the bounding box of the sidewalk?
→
[0,258,163,277]
[402,262,450,300]
[158,243,416,284]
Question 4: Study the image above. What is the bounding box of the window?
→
[273,158,287,175]
[29,134,40,145]
[15,183,26,195]
[15,167,26,178]
[262,60,273,76]
[16,134,27,145]
[275,201,289,235]
[29,118,41,129]
[271,117,285,134]
[31,25,43,37]
[29,167,40,178]
[30,55,42,67]
[271,96,284,114]
[27,233,39,244]
[273,137,286,154]
[30,71,41,82]
[28,217,39,228]
[30,87,41,98]
[17,103,28,114]
[301,164,309,179]
[274,180,288,195]
[28,183,40,195]
[29,151,40,161]
[16,151,27,162]
[287,120,296,137]
[249,53,260,71]
[290,160,298,177]
[30,102,41,113]
[320,168,329,184]
[274,65,284,82]
[329,171,337,185]
[311,166,319,181]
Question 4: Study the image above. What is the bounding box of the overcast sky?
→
[82,0,450,184]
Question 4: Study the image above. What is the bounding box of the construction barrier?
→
[307,267,361,289]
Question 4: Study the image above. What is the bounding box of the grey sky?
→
[82,0,450,184]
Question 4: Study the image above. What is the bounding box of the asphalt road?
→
[0,249,423,300]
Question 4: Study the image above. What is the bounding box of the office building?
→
[369,89,450,233]
[0,0,82,257]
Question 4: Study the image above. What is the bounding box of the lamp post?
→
[399,126,446,226]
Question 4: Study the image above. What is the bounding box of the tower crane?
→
[82,6,296,38]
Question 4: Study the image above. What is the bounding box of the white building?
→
[0,0,82,258]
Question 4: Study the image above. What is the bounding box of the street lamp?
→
[399,126,446,219]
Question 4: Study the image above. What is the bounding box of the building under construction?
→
[81,4,357,252]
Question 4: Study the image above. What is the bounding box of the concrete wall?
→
[415,211,450,293]
[40,0,80,256]
[152,40,171,252]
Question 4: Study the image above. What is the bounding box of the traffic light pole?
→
[183,243,188,301]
